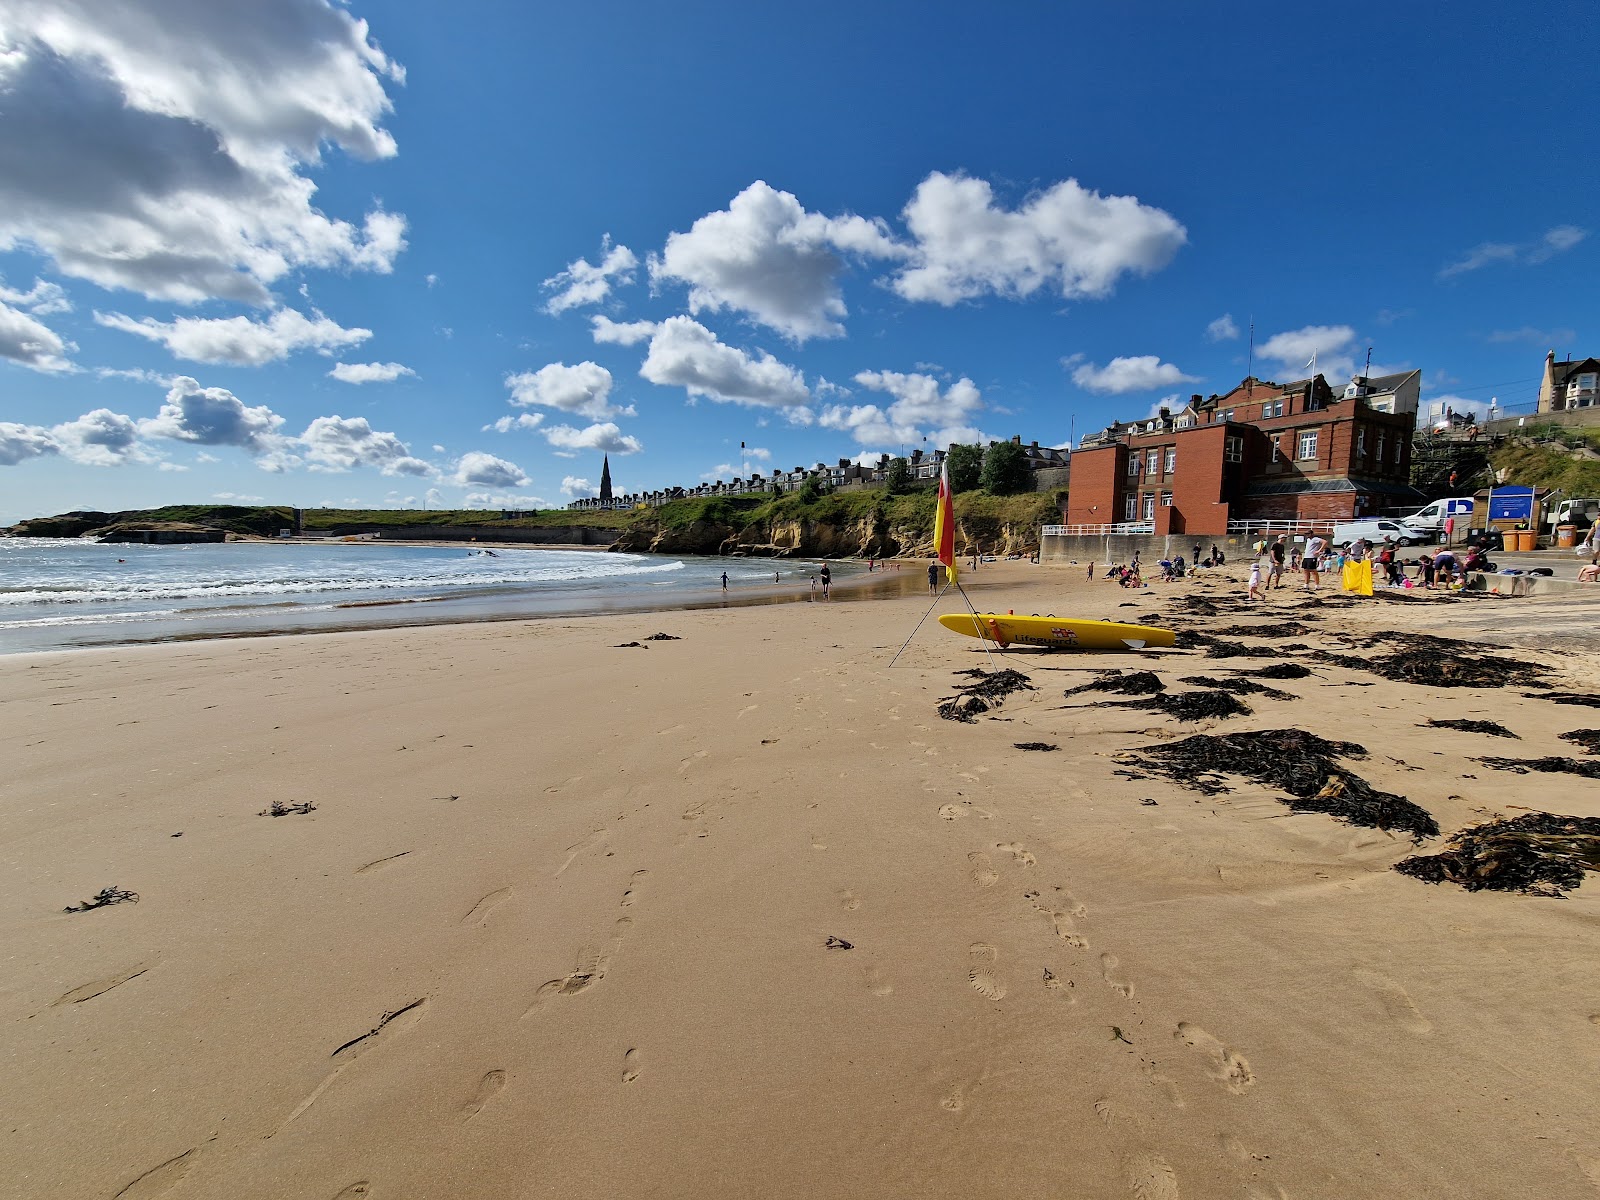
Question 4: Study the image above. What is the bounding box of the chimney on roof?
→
[1191,394,1202,405]
[1158,407,1170,419]
[1030,440,1038,448]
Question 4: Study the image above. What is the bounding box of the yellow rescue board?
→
[939,612,1177,651]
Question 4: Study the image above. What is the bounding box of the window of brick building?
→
[1160,491,1173,507]
[1164,448,1176,474]
[1147,449,1160,475]
[1298,430,1319,461]
[1128,455,1139,476]
[1376,430,1386,462]
[1224,435,1243,463]
[1357,428,1366,456]
[1124,494,1138,521]
[1142,493,1156,520]
[1270,436,1281,463]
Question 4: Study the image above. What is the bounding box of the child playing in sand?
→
[1247,560,1262,600]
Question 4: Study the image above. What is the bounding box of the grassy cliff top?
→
[636,487,1063,534]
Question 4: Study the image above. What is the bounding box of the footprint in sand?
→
[622,1048,641,1084]
[677,749,709,774]
[620,870,647,907]
[967,942,1006,1001]
[1122,1152,1181,1200]
[939,803,995,821]
[811,833,828,851]
[995,841,1036,867]
[1174,1023,1255,1094]
[967,852,998,889]
[461,1069,506,1119]
[1352,968,1432,1034]
[114,1148,199,1199]
[330,1184,370,1199]
[1026,891,1089,948]
[1101,953,1134,998]
[839,888,861,911]
[526,917,633,1012]
[460,887,512,926]
[864,965,894,996]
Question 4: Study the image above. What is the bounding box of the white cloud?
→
[506,360,633,420]
[0,277,71,315]
[0,296,74,372]
[590,315,658,346]
[820,370,984,447]
[1206,314,1239,342]
[890,172,1186,306]
[0,422,60,465]
[139,376,286,452]
[425,274,438,288]
[561,475,597,498]
[1486,326,1576,345]
[651,181,902,341]
[98,307,371,366]
[95,366,175,385]
[452,451,528,488]
[213,491,265,502]
[51,407,142,465]
[543,422,644,456]
[424,487,444,507]
[1440,225,1588,279]
[156,460,186,471]
[640,316,811,416]
[463,491,547,510]
[742,446,773,461]
[1256,324,1359,382]
[299,414,428,475]
[1070,355,1198,395]
[485,413,545,433]
[328,360,416,384]
[543,236,638,315]
[0,1,407,305]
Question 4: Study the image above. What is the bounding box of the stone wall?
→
[1041,531,1269,566]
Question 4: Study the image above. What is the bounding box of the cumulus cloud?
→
[543,422,644,456]
[542,236,638,314]
[97,307,371,366]
[299,414,429,475]
[561,475,597,498]
[890,172,1186,306]
[1440,225,1588,279]
[590,315,658,346]
[452,451,528,489]
[651,181,902,341]
[0,1,407,305]
[1070,355,1198,395]
[0,422,61,464]
[139,376,286,452]
[0,277,71,315]
[506,361,633,420]
[640,316,811,416]
[820,370,984,447]
[1206,314,1239,342]
[1256,324,1360,382]
[484,413,545,433]
[328,360,416,384]
[51,407,142,464]
[0,296,74,371]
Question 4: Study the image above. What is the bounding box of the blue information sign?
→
[1488,487,1534,521]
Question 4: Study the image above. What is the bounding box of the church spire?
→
[599,454,613,503]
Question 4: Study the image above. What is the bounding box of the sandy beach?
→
[4,560,1599,1199]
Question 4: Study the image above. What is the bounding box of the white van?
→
[1332,519,1421,547]
[1401,497,1474,539]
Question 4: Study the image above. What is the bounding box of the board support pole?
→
[952,581,1001,670]
[886,580,999,670]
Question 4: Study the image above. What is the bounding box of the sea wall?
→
[1040,532,1268,566]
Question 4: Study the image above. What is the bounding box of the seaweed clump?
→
[64,886,139,914]
[1478,756,1600,780]
[1558,729,1600,754]
[1214,621,1312,638]
[1316,637,1550,689]
[1065,670,1166,697]
[1116,728,1438,839]
[1235,662,1314,681]
[1395,813,1600,896]
[1115,690,1252,721]
[1181,675,1293,701]
[1014,742,1058,752]
[1525,692,1600,708]
[1424,718,1520,738]
[1203,639,1278,660]
[938,668,1036,723]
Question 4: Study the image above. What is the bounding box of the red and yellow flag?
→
[934,460,959,584]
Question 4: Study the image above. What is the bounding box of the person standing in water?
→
[819,563,831,599]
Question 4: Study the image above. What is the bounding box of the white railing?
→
[1041,522,1154,537]
[1226,519,1319,534]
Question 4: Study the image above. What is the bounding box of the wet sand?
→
[3,560,1599,1198]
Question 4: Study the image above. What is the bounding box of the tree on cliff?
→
[980,440,1031,495]
[883,456,911,494]
[945,443,983,493]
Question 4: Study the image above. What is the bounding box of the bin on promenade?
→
[1518,530,1539,551]
[1557,525,1578,549]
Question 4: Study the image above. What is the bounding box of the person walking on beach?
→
[721,571,729,592]
[1247,559,1263,601]
[928,562,939,593]
[1087,561,1094,582]
[1192,542,1201,567]
[1302,533,1327,591]
[819,563,831,599]
[1267,535,1287,589]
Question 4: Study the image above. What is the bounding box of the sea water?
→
[0,539,850,653]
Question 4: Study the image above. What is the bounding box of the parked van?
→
[1332,519,1422,547]
[1401,497,1474,540]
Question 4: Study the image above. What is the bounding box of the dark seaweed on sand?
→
[939,668,1036,722]
[1172,630,1212,649]
[1014,742,1059,752]
[1395,813,1600,897]
[643,632,682,641]
[1117,728,1439,840]
[1181,675,1294,701]
[1064,670,1166,697]
[1175,597,1222,616]
[1314,638,1550,689]
[1425,718,1519,738]
[1477,756,1600,779]
[64,886,138,913]
[1234,662,1315,680]
[1213,621,1312,638]
[1558,729,1600,754]
[1203,639,1278,660]
[1524,692,1600,708]
[1113,690,1252,721]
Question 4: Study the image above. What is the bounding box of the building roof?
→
[1550,356,1600,385]
[1245,478,1425,500]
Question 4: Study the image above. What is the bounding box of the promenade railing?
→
[1226,519,1319,535]
[1041,522,1155,537]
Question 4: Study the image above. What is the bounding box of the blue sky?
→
[2,0,1596,524]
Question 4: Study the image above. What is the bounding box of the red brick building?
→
[1066,375,1421,536]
